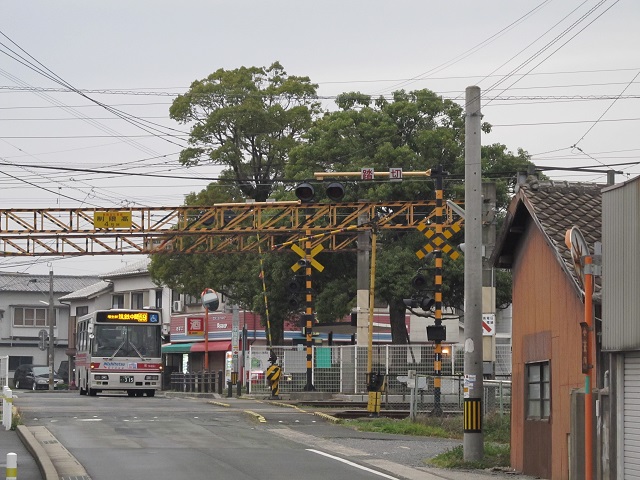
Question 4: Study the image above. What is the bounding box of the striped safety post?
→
[6,452,17,480]
[266,363,281,398]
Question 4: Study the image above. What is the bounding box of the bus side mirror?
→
[88,324,94,334]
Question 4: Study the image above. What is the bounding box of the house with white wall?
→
[0,272,99,385]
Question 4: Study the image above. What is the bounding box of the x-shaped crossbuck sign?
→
[415,220,463,260]
[290,243,325,272]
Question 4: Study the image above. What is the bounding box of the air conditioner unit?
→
[172,300,184,313]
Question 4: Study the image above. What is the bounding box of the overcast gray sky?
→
[1,0,638,275]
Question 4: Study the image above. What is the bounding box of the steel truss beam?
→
[0,200,461,256]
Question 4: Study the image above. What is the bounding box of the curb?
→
[312,411,341,423]
[243,410,267,423]
[16,425,58,480]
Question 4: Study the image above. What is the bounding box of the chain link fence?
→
[247,344,510,415]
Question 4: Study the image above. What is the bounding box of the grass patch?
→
[427,443,510,469]
[343,412,511,470]
[344,412,509,443]
[10,407,23,431]
[343,417,453,438]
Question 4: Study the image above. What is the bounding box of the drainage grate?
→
[61,476,92,480]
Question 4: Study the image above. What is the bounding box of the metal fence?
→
[247,344,511,415]
[170,371,218,393]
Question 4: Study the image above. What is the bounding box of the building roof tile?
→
[493,180,603,296]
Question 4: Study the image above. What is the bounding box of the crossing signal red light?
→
[325,182,345,202]
[295,183,315,203]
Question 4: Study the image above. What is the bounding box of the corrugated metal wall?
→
[603,178,640,350]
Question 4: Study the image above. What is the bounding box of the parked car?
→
[13,364,64,390]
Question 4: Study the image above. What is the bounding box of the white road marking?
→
[307,449,400,479]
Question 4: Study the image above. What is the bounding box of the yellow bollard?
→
[6,452,17,480]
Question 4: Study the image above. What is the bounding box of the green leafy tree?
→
[170,61,321,201]
[148,180,297,345]
[151,62,324,343]
[288,89,533,343]
[155,67,535,345]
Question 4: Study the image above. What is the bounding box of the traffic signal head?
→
[294,183,315,203]
[403,296,435,311]
[420,296,435,311]
[288,296,301,309]
[287,277,302,293]
[325,182,345,202]
[295,182,346,203]
[411,274,427,289]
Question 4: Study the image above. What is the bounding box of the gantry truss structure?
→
[0,200,462,257]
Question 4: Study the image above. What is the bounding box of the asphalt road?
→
[15,391,452,480]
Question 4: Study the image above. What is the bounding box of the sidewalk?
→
[0,427,44,480]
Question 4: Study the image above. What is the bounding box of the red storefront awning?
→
[190,342,231,353]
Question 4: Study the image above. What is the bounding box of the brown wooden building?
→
[493,180,602,479]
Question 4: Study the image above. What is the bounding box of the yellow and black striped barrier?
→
[266,364,281,398]
[464,398,482,433]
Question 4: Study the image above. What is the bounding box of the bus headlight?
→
[144,375,159,380]
[95,375,109,380]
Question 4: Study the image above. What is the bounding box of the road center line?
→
[306,449,400,479]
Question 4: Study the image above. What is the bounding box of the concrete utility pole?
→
[48,269,55,391]
[482,182,497,377]
[464,86,484,460]
[356,211,370,345]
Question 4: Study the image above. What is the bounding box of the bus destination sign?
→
[96,311,160,323]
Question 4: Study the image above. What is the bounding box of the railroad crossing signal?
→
[415,220,463,260]
[290,243,324,272]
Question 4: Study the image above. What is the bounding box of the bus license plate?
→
[120,376,134,383]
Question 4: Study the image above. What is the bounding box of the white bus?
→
[76,309,163,397]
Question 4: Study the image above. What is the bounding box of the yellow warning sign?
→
[94,211,133,229]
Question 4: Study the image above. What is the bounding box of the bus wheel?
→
[79,384,86,395]
[147,390,155,397]
[89,388,97,396]
[127,391,135,397]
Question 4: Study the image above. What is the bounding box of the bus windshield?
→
[94,324,161,359]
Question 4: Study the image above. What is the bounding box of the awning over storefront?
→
[162,343,195,354]
[190,342,232,353]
